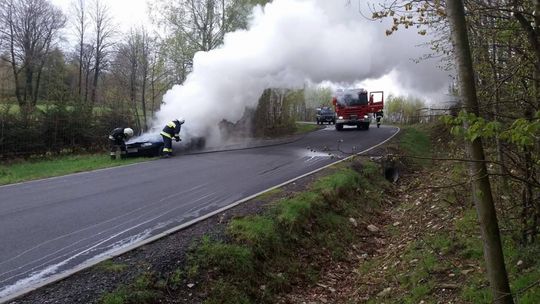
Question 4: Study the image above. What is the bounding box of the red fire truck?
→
[332,88,384,131]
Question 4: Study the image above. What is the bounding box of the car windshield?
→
[337,90,368,106]
[321,109,334,114]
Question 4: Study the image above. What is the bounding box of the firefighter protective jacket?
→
[109,128,128,141]
[161,120,182,139]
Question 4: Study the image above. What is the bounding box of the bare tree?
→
[138,27,152,131]
[0,0,66,108]
[89,0,114,104]
[81,43,95,102]
[152,0,256,82]
[125,29,142,132]
[112,27,157,132]
[148,40,170,116]
[446,0,514,303]
[71,0,88,100]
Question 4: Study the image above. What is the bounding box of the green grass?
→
[275,192,321,230]
[400,127,432,165]
[190,236,254,278]
[312,168,359,192]
[204,279,251,304]
[294,122,320,134]
[228,216,279,253]
[100,272,160,304]
[96,260,128,273]
[257,188,283,200]
[101,291,127,304]
[181,161,388,303]
[0,154,151,186]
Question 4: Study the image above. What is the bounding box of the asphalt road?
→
[0,125,398,300]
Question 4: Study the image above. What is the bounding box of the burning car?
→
[125,133,206,157]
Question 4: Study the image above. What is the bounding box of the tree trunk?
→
[141,71,148,131]
[33,40,52,107]
[84,67,90,103]
[33,65,43,107]
[24,64,33,104]
[78,40,84,99]
[8,11,23,106]
[91,56,99,104]
[150,61,156,117]
[445,1,514,303]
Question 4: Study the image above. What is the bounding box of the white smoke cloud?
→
[153,0,449,144]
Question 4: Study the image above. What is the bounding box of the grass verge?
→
[99,158,390,303]
[294,122,321,134]
[399,126,432,166]
[100,272,161,304]
[0,154,152,186]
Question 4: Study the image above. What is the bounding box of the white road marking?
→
[0,127,400,303]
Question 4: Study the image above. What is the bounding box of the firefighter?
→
[160,118,185,158]
[375,111,383,128]
[109,127,134,160]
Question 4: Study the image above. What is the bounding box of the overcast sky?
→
[51,0,152,32]
[49,0,450,106]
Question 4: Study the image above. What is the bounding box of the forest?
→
[0,0,539,302]
[0,0,285,157]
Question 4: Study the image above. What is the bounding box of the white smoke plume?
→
[153,0,448,144]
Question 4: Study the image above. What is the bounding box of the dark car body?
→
[316,107,336,125]
[125,133,207,157]
[126,133,164,157]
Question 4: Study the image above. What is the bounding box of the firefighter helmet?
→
[177,118,185,124]
[124,128,134,138]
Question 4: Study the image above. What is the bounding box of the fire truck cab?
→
[332,89,384,131]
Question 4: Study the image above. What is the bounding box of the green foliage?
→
[442,110,540,151]
[0,105,136,158]
[500,115,540,148]
[304,86,333,108]
[253,88,303,137]
[384,95,426,124]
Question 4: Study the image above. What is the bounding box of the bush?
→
[0,104,136,158]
